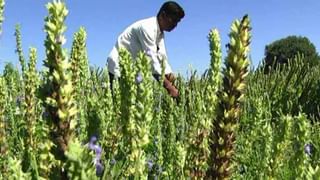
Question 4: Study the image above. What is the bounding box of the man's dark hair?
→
[157,1,185,20]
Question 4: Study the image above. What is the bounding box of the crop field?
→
[0,1,320,180]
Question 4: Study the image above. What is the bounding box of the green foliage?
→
[235,54,320,179]
[253,56,320,120]
[64,139,98,180]
[7,157,31,180]
[264,35,320,70]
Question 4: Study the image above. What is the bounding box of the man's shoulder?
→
[126,16,158,38]
[134,16,157,28]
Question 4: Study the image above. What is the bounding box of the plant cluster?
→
[0,1,320,179]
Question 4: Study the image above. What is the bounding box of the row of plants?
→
[0,0,320,179]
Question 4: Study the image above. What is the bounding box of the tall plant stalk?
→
[24,48,37,150]
[0,0,4,35]
[70,27,89,141]
[0,77,9,178]
[42,1,76,172]
[15,24,26,78]
[209,15,251,179]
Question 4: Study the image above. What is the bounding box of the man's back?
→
[108,17,164,77]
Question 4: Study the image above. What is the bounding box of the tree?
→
[264,36,320,70]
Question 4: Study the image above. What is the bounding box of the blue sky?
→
[0,0,319,74]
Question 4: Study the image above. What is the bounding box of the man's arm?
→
[163,75,179,98]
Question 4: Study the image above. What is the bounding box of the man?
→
[107,1,185,98]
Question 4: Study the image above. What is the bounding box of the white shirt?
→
[107,17,172,77]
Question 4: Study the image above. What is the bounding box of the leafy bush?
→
[264,35,320,72]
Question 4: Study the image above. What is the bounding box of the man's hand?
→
[165,73,176,83]
[163,77,179,98]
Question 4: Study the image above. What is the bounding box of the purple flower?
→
[304,143,313,156]
[136,72,143,84]
[145,49,154,57]
[94,145,102,162]
[110,158,116,165]
[147,159,153,171]
[95,145,102,155]
[95,162,104,176]
[87,136,102,154]
[90,135,98,144]
[16,95,23,106]
[42,111,49,119]
[86,135,105,176]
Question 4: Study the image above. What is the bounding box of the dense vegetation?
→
[1,1,320,179]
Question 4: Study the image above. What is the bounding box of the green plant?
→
[209,15,251,179]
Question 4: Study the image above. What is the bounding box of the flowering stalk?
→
[199,29,223,178]
[3,63,23,158]
[206,28,222,122]
[98,67,120,167]
[174,142,187,178]
[174,75,187,139]
[267,114,293,178]
[161,94,176,178]
[107,74,122,159]
[209,15,251,179]
[0,77,9,177]
[151,80,164,178]
[0,0,4,35]
[207,28,222,92]
[70,27,89,141]
[133,52,154,178]
[186,29,222,178]
[172,75,187,178]
[15,24,26,78]
[85,68,105,139]
[147,52,168,178]
[185,74,210,178]
[42,0,77,162]
[24,47,37,149]
[118,49,140,177]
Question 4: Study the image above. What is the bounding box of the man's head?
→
[157,1,185,32]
